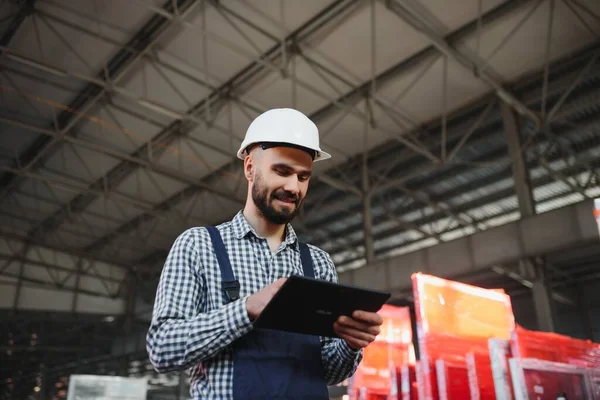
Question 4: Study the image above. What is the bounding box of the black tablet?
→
[252,275,391,338]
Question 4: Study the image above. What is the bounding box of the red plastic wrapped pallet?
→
[349,305,415,399]
[415,360,439,400]
[436,359,471,400]
[399,364,418,400]
[466,351,497,400]
[519,361,588,399]
[511,325,600,368]
[411,273,516,399]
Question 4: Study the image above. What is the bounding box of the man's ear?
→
[244,155,254,182]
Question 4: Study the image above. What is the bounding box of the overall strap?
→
[298,243,315,279]
[206,226,240,303]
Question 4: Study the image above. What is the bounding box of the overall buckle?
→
[222,280,240,302]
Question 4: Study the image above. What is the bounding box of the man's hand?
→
[246,278,287,321]
[334,310,383,350]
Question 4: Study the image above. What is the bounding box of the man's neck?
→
[242,206,286,251]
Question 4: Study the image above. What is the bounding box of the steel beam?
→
[67,0,362,254]
[328,140,600,265]
[318,174,362,197]
[0,191,172,256]
[302,52,600,246]
[310,138,509,239]
[500,103,536,217]
[78,0,535,259]
[12,0,378,159]
[8,0,534,257]
[0,231,132,274]
[308,100,503,220]
[490,264,575,306]
[309,0,530,124]
[385,0,542,127]
[377,192,442,242]
[0,116,244,211]
[0,253,123,287]
[0,234,129,301]
[0,0,36,48]
[339,199,599,296]
[304,6,597,225]
[0,47,240,142]
[0,0,199,231]
[0,165,209,252]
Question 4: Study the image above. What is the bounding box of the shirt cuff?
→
[224,295,254,339]
[338,338,363,359]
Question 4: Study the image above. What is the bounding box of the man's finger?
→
[337,333,369,350]
[270,278,287,293]
[352,310,384,325]
[334,322,377,343]
[274,277,287,287]
[337,316,381,336]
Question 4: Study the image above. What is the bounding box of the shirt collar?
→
[231,210,298,248]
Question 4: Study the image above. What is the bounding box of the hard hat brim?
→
[237,142,331,161]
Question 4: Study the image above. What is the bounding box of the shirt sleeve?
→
[312,246,364,385]
[146,228,253,373]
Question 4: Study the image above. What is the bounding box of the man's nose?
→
[283,176,300,195]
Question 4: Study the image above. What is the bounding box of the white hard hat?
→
[237,108,331,161]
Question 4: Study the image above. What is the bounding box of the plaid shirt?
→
[146,210,363,399]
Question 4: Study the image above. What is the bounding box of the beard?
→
[251,172,303,225]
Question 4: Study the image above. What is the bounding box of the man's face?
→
[248,146,313,225]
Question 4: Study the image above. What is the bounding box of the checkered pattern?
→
[147,210,363,399]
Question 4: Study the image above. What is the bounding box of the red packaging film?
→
[411,273,516,399]
[399,364,418,400]
[466,351,497,400]
[350,305,415,398]
[511,325,600,368]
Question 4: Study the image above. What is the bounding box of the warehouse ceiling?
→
[0,0,600,398]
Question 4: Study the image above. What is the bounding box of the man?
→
[147,108,384,399]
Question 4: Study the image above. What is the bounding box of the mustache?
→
[272,190,299,203]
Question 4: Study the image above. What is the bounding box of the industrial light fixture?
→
[5,53,68,78]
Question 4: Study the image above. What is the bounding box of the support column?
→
[531,260,555,332]
[500,103,535,217]
[362,191,375,264]
[362,163,375,264]
[362,98,375,264]
[124,271,137,335]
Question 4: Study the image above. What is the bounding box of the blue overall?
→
[206,226,330,400]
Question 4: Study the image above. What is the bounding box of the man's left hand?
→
[333,310,383,350]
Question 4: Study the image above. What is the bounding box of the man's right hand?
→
[246,277,287,321]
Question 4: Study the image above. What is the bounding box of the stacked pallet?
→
[347,273,600,400]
